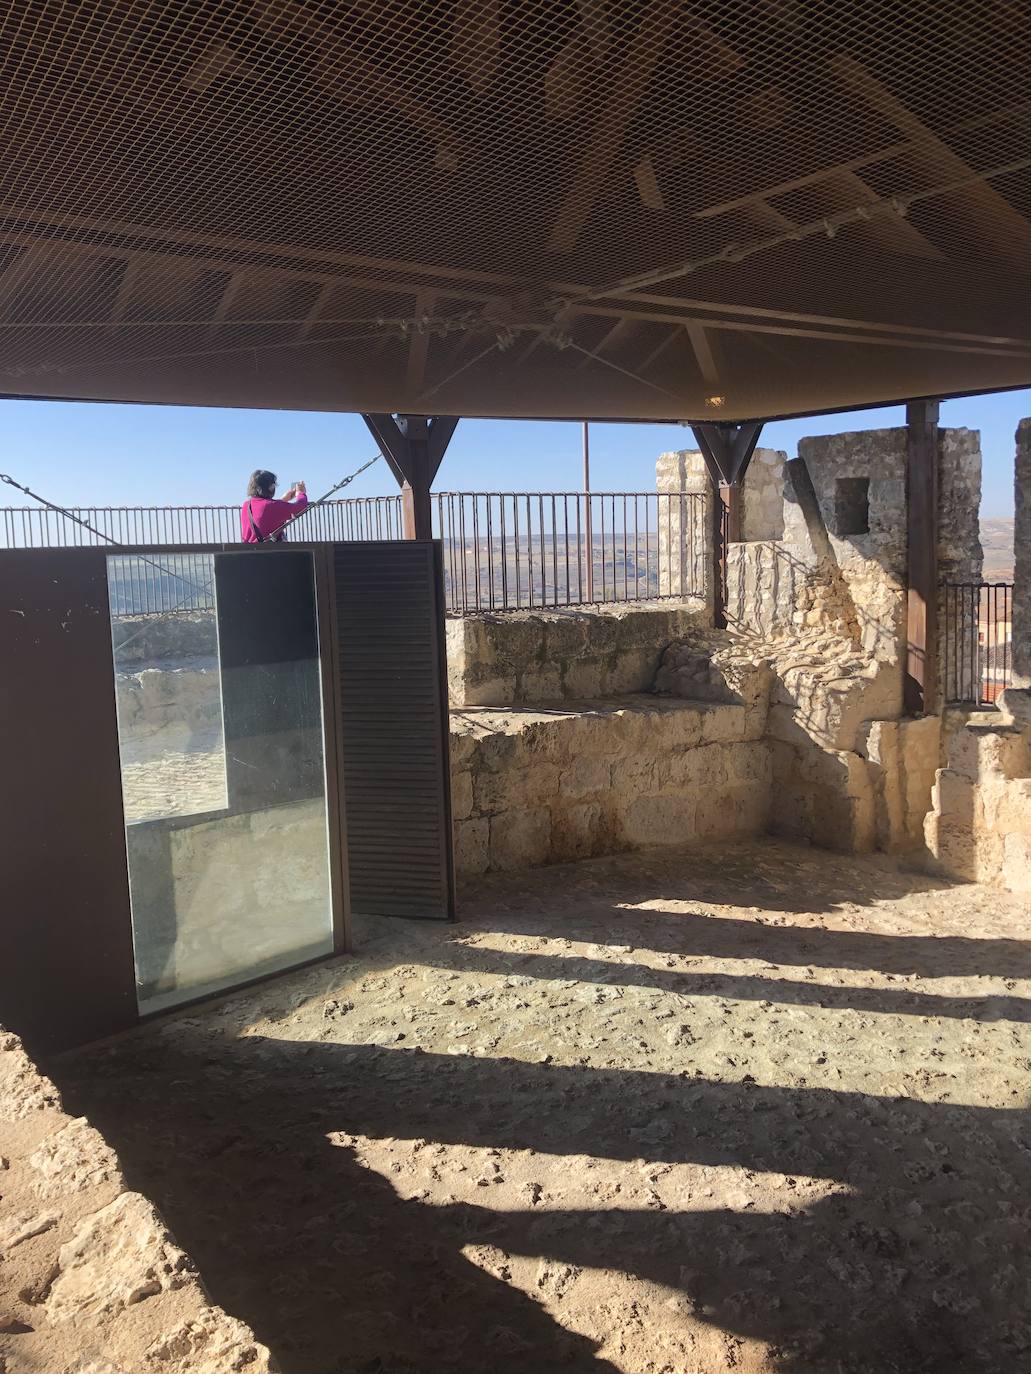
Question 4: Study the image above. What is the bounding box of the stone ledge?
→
[446,599,709,708]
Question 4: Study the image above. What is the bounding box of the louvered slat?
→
[334,542,455,920]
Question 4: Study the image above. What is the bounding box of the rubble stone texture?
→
[450,692,770,879]
[924,712,1031,893]
[445,599,707,708]
[0,1027,277,1374]
[923,419,1030,892]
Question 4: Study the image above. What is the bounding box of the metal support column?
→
[905,399,940,715]
[362,413,459,540]
[691,422,762,630]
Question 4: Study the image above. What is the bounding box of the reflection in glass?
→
[109,550,334,1012]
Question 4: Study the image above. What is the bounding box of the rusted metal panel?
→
[333,540,455,920]
[0,549,138,1054]
[905,400,940,714]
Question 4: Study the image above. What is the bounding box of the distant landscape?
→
[981,518,1015,581]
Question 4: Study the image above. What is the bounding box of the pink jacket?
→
[240,493,308,543]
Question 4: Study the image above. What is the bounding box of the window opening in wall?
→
[834,477,870,536]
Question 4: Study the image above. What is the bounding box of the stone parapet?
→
[446,598,708,708]
[924,710,1031,892]
[449,695,771,880]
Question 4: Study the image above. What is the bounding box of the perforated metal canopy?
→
[0,1,1029,421]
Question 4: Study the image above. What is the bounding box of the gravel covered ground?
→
[55,840,1031,1374]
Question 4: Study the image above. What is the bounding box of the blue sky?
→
[1,387,1027,517]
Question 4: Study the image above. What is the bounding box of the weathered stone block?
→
[981,778,1031,834]
[611,754,659,796]
[450,770,474,821]
[562,660,604,698]
[931,769,979,822]
[766,782,815,838]
[489,807,551,871]
[700,703,748,743]
[550,803,606,862]
[619,793,697,847]
[559,755,612,799]
[519,667,563,702]
[725,742,772,784]
[474,762,560,814]
[697,783,771,839]
[1002,833,1031,893]
[449,729,479,772]
[454,818,489,878]
[947,723,1030,783]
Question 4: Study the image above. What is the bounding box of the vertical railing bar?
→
[564,494,571,606]
[459,495,468,613]
[486,495,495,611]
[473,494,481,611]
[599,493,605,601]
[539,493,547,607]
[577,491,585,604]
[551,494,558,608]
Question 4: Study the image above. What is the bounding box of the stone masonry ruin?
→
[109,422,1029,893]
[449,421,1028,887]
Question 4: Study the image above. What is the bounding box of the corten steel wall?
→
[0,548,139,1053]
[0,541,454,1053]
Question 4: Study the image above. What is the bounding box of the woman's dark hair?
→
[247,469,277,499]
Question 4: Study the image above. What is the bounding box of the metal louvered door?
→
[333,541,455,920]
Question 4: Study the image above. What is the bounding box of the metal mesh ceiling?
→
[0,0,1029,421]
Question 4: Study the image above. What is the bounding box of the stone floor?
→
[53,839,1031,1374]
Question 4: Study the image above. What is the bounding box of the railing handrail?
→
[2,489,709,617]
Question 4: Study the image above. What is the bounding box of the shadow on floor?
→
[58,1033,1031,1374]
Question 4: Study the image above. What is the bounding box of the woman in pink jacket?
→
[241,470,308,543]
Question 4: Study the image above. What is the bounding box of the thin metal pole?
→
[582,421,594,602]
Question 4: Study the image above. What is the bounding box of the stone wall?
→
[655,449,711,606]
[0,1027,276,1373]
[924,712,1031,893]
[923,420,1029,894]
[449,694,770,881]
[654,627,936,855]
[446,598,708,708]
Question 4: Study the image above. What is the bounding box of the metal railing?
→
[943,582,1013,706]
[434,491,706,613]
[1,489,706,616]
[107,553,216,619]
[0,498,405,548]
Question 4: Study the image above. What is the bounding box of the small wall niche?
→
[834,476,870,536]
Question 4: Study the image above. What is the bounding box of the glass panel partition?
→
[109,549,334,1013]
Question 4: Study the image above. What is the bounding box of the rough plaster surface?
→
[50,840,1031,1374]
[0,1028,276,1373]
